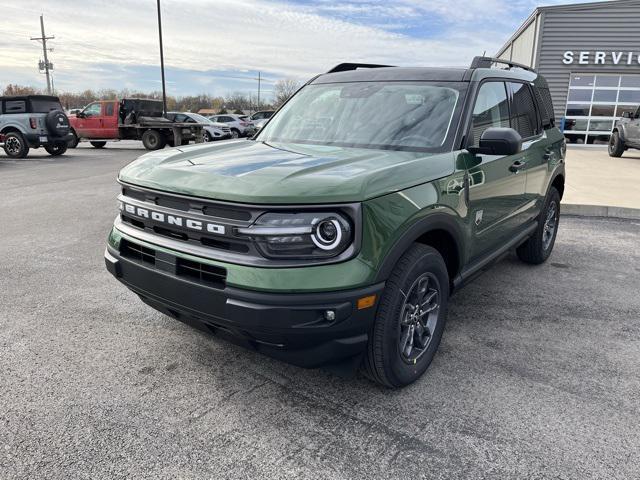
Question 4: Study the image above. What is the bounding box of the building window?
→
[563,73,640,144]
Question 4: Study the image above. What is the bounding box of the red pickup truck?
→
[68,98,204,150]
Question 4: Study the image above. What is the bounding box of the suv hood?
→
[118,140,454,204]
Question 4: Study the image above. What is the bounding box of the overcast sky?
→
[0,0,583,99]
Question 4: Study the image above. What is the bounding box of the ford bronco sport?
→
[0,95,71,158]
[609,105,640,157]
[105,57,566,388]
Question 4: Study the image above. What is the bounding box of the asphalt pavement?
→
[1,142,639,479]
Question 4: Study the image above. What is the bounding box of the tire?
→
[203,131,211,142]
[44,142,68,156]
[517,187,561,265]
[90,141,107,149]
[181,139,190,146]
[230,129,240,139]
[67,130,79,148]
[3,132,29,158]
[45,110,70,138]
[608,130,624,157]
[362,244,449,388]
[142,129,165,150]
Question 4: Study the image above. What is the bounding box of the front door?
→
[465,80,527,260]
[75,102,102,138]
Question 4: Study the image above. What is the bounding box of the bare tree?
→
[273,79,301,108]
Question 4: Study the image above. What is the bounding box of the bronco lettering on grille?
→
[120,202,226,235]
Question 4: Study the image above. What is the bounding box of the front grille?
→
[119,239,226,289]
[121,239,155,265]
[176,258,226,288]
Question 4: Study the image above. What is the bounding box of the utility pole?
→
[257,71,261,111]
[30,15,54,94]
[156,0,168,115]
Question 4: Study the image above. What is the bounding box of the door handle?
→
[509,160,526,173]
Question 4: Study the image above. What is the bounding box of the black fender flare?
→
[613,125,627,143]
[373,211,466,284]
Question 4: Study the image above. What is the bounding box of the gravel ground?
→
[1,143,639,479]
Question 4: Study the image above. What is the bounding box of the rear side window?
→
[509,83,540,138]
[471,82,510,145]
[105,103,114,116]
[534,87,555,128]
[5,100,26,113]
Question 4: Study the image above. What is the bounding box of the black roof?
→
[0,94,60,102]
[312,67,469,84]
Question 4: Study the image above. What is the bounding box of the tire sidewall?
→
[3,132,28,158]
[379,249,449,386]
[539,188,561,260]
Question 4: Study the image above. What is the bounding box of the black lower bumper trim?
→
[105,246,384,368]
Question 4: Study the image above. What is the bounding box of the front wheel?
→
[362,244,449,388]
[67,130,79,148]
[203,131,211,142]
[608,130,624,157]
[230,129,240,139]
[45,142,68,156]
[517,187,560,264]
[90,141,106,149]
[3,132,29,158]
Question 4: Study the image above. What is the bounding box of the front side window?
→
[471,82,509,145]
[83,103,102,117]
[509,82,540,138]
[257,81,463,151]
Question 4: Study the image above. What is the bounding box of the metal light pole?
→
[156,0,168,115]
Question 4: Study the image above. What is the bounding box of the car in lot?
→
[609,105,640,156]
[206,114,252,138]
[165,112,231,142]
[249,110,275,123]
[0,95,72,158]
[105,58,565,388]
[68,98,205,150]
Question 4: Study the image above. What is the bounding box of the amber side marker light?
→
[357,294,377,310]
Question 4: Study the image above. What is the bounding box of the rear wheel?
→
[90,141,106,149]
[362,244,449,388]
[3,132,29,158]
[517,187,560,264]
[142,129,165,150]
[608,130,624,157]
[45,142,68,156]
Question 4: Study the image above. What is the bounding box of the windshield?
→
[257,82,464,151]
[30,98,63,113]
[189,113,213,124]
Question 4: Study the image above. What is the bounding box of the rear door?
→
[101,101,119,138]
[465,80,528,259]
[508,82,548,220]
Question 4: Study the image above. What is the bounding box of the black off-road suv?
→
[106,57,565,388]
[0,95,71,158]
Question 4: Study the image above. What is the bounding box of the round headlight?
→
[312,218,342,250]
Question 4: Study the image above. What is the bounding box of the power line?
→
[30,15,54,94]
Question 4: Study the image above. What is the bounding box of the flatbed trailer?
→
[68,98,205,150]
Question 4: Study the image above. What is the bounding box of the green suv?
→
[105,57,565,388]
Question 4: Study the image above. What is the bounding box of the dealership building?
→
[496,0,640,144]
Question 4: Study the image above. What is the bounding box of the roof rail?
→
[326,63,394,74]
[470,56,536,73]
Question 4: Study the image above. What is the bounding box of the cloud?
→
[0,0,581,95]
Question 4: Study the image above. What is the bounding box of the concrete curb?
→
[561,203,640,220]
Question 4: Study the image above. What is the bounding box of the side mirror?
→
[76,111,85,118]
[469,127,522,156]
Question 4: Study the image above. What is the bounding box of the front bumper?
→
[24,133,73,148]
[105,245,384,368]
